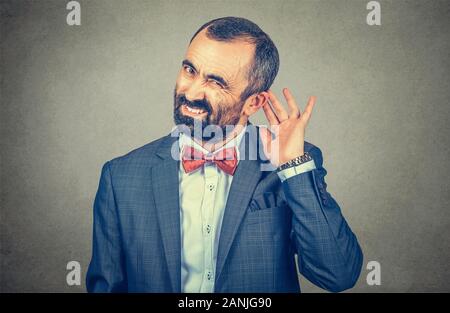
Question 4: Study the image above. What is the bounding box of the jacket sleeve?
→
[282,145,363,292]
[86,161,127,292]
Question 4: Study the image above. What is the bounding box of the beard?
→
[173,89,243,142]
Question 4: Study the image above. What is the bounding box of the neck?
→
[197,120,248,153]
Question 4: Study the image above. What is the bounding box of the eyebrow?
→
[182,59,229,89]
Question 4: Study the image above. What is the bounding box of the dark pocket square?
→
[249,192,281,211]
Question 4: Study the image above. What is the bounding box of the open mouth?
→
[181,104,208,118]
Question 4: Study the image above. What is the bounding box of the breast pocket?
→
[244,205,286,225]
[244,192,288,226]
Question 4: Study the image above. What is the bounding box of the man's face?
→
[173,29,255,139]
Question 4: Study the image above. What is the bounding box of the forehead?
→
[185,30,255,82]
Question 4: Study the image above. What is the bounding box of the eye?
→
[209,79,224,89]
[183,65,195,76]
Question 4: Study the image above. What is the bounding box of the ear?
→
[242,91,269,117]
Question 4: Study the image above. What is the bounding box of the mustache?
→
[175,94,212,114]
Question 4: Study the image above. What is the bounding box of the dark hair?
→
[190,17,279,101]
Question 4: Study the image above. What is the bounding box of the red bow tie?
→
[181,146,238,175]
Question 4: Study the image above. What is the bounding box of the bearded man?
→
[86,16,363,293]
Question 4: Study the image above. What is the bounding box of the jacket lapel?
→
[151,135,181,292]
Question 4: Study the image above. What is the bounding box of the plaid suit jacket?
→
[86,127,363,292]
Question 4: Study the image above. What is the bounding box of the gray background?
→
[1,0,449,292]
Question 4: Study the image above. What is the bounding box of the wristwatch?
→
[277,152,313,171]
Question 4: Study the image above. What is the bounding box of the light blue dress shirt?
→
[178,126,316,292]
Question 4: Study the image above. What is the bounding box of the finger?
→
[262,101,280,125]
[282,88,300,119]
[268,90,289,121]
[301,96,317,122]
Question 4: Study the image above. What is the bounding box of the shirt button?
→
[208,184,215,191]
[207,271,213,280]
[206,225,211,234]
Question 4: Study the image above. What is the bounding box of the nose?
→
[184,78,206,102]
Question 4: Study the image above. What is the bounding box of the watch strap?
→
[277,152,313,171]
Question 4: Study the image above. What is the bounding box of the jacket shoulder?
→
[304,140,321,153]
[304,140,324,166]
[106,134,173,170]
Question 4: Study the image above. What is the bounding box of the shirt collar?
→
[178,125,247,161]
